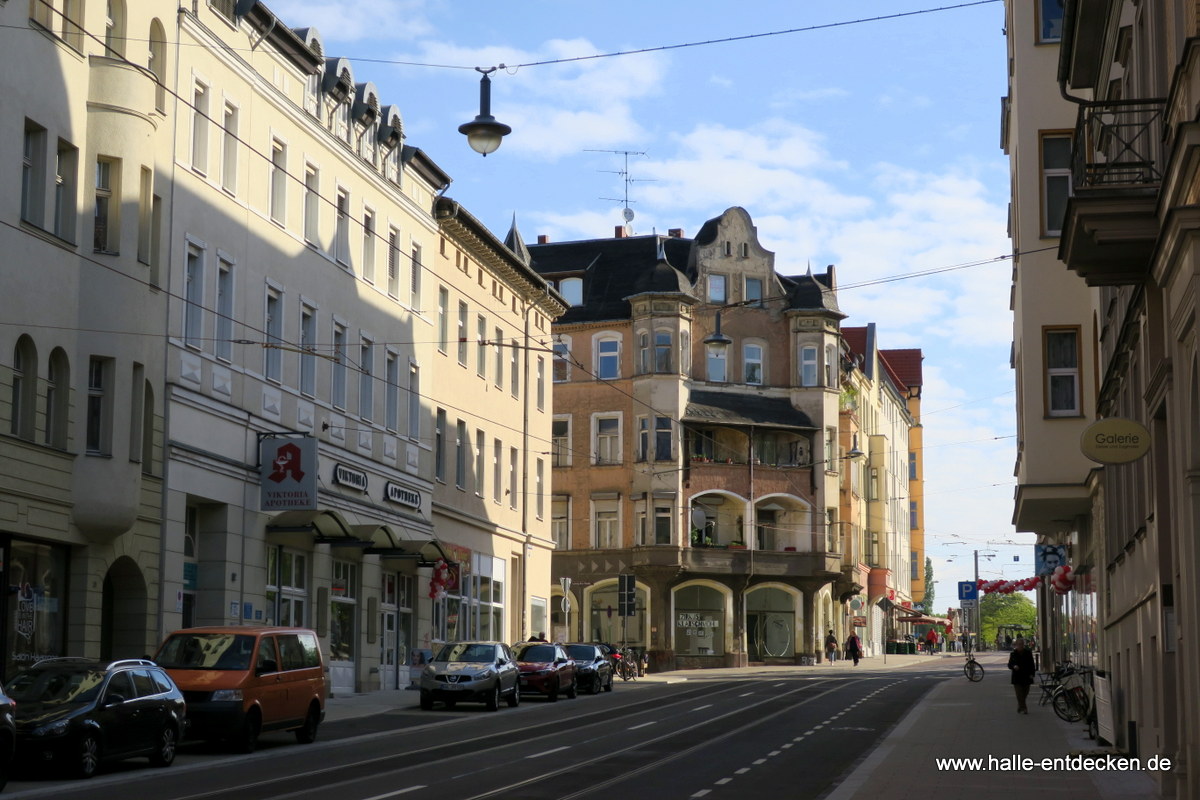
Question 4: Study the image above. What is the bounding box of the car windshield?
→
[156,633,257,670]
[435,643,496,663]
[516,644,557,662]
[7,666,105,705]
[565,645,596,660]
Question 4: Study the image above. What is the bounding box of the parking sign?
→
[958,581,978,601]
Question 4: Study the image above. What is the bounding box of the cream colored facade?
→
[1,0,561,692]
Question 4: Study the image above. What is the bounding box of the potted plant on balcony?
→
[728,540,747,550]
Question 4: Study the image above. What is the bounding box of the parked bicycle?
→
[614,647,639,681]
[1051,665,1094,724]
[963,647,984,682]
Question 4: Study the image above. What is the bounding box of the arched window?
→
[10,336,38,440]
[674,584,726,656]
[45,347,70,449]
[558,277,583,306]
[746,587,796,659]
[148,20,167,112]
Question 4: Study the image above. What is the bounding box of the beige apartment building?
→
[518,207,915,668]
[1,0,562,693]
[1005,1,1200,795]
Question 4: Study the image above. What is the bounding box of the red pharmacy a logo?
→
[268,442,306,483]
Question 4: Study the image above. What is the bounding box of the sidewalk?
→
[825,652,1162,800]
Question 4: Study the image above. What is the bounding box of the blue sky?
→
[269,0,1035,613]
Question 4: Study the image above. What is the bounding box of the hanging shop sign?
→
[260,437,318,511]
[333,463,369,492]
[1080,418,1150,464]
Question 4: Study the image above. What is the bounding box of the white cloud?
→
[268,0,436,43]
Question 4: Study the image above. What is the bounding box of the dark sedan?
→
[9,658,185,778]
[564,643,614,694]
[512,642,577,701]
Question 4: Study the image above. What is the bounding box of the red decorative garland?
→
[976,565,1076,595]
[428,559,452,600]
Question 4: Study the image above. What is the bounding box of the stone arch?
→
[101,555,149,660]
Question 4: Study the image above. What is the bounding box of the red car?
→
[512,642,577,701]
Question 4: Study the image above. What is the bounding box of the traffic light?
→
[618,573,636,617]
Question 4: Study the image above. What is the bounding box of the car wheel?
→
[604,672,614,692]
[548,680,559,702]
[295,703,321,743]
[149,725,178,767]
[486,683,500,712]
[506,683,520,708]
[76,733,100,779]
[420,691,434,711]
[444,698,457,710]
[234,711,261,754]
[566,677,577,699]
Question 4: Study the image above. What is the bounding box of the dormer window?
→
[559,277,583,306]
[708,274,727,304]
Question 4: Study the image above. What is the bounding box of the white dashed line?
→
[753,759,768,765]
[739,692,754,697]
[527,746,569,759]
[629,721,656,730]
[362,788,426,800]
[716,778,733,785]
[736,767,751,775]
[769,750,781,756]
[691,791,711,798]
[692,704,713,712]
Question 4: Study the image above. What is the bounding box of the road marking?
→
[773,682,787,687]
[629,721,657,730]
[739,692,754,697]
[813,724,824,729]
[691,791,711,798]
[716,778,732,785]
[692,704,713,712]
[736,768,751,775]
[527,746,569,759]
[362,788,426,800]
[753,759,767,765]
[782,743,794,748]
[769,750,781,756]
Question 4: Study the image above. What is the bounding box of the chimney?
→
[615,225,627,239]
[537,235,549,244]
[668,228,684,238]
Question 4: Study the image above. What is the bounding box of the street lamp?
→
[459,67,511,157]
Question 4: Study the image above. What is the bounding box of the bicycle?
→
[963,651,984,682]
[1051,665,1093,723]
[615,647,639,682]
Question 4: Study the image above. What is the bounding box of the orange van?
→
[154,626,326,753]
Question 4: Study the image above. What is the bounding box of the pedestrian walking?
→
[845,632,862,666]
[925,628,938,655]
[825,629,839,663]
[1008,637,1036,714]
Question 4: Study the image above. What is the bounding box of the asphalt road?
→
[4,664,951,800]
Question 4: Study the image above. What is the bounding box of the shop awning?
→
[359,524,451,568]
[895,615,951,626]
[266,509,371,546]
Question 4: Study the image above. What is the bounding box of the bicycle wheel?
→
[964,659,984,682]
[1053,688,1085,722]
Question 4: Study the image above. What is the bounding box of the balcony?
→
[1059,99,1165,286]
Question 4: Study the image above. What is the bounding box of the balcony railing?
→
[1072,99,1166,190]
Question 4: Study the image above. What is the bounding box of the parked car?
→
[0,680,14,790]
[155,626,326,753]
[8,658,185,779]
[512,642,578,701]
[564,643,614,694]
[419,642,519,711]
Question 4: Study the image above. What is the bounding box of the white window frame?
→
[594,414,622,465]
[1045,327,1081,417]
[1041,132,1072,237]
[800,345,819,387]
[744,342,763,385]
[596,335,621,380]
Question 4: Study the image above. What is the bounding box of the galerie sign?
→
[1080,418,1151,464]
[260,437,318,511]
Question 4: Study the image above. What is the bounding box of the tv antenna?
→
[585,149,654,231]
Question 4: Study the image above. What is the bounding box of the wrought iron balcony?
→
[1060,98,1166,286]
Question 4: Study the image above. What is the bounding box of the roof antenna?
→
[586,149,654,236]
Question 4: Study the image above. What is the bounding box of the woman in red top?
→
[925,628,938,654]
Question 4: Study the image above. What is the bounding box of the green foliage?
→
[920,557,935,614]
[979,592,1036,645]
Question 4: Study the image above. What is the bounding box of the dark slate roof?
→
[503,215,531,267]
[684,390,816,431]
[526,235,695,324]
[779,266,844,317]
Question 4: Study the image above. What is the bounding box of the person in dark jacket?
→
[1007,637,1037,713]
[844,632,862,666]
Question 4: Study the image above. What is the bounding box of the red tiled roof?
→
[880,348,923,388]
[842,326,868,357]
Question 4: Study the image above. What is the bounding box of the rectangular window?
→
[434,409,447,482]
[654,505,672,545]
[387,228,400,297]
[410,244,422,308]
[598,339,620,380]
[408,364,421,440]
[825,428,836,471]
[637,416,649,462]
[536,357,545,410]
[595,509,618,548]
[1038,0,1064,43]
[553,341,570,382]
[509,447,519,509]
[86,357,111,454]
[800,346,819,387]
[1042,133,1072,237]
[535,459,544,518]
[708,273,727,303]
[335,188,351,266]
[136,166,151,261]
[552,499,569,549]
[215,258,233,361]
[385,353,399,431]
[510,339,520,396]
[221,102,238,193]
[654,331,672,373]
[455,420,467,489]
[595,416,620,464]
[437,287,449,352]
[706,346,727,382]
[303,164,319,242]
[300,305,316,396]
[745,277,763,306]
[910,501,919,530]
[184,244,204,348]
[191,82,209,174]
[22,121,48,226]
[493,438,503,501]
[359,338,374,420]
[265,289,282,381]
[655,416,672,461]
[1045,328,1080,416]
[909,452,918,480]
[477,315,488,377]
[475,430,486,497]
[55,140,78,241]
[457,302,469,365]
[744,343,763,384]
[332,324,347,409]
[270,139,287,224]
[362,209,376,283]
[94,157,119,252]
[552,419,569,467]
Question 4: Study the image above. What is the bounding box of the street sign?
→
[958,581,978,601]
[961,598,977,610]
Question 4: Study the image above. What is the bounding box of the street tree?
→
[979,591,1036,646]
[919,557,935,614]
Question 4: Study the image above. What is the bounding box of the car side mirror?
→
[104,693,127,707]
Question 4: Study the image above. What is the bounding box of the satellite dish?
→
[690,507,707,532]
[622,207,635,223]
